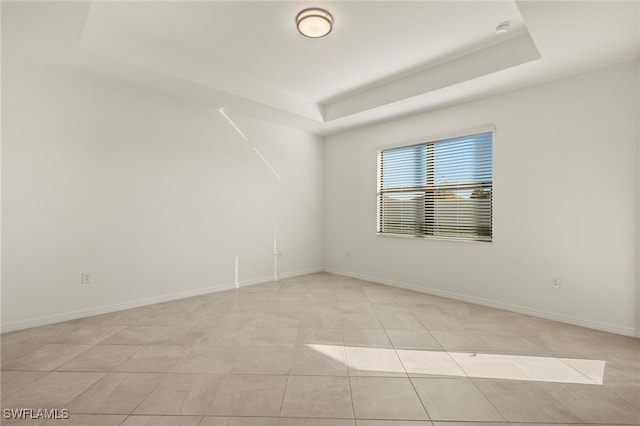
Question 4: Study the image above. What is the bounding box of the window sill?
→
[376,232,492,243]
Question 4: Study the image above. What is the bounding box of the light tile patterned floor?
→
[1,273,639,425]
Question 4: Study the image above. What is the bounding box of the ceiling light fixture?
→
[296,8,333,38]
[496,21,510,35]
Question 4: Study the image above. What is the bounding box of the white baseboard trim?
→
[1,266,323,334]
[324,267,639,338]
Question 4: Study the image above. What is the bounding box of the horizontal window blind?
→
[378,131,492,241]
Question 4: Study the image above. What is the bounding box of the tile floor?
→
[1,273,639,425]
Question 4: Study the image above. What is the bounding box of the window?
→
[377,131,493,241]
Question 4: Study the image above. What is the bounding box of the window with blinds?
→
[377,131,493,241]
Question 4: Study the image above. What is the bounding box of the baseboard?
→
[276,267,325,281]
[324,267,639,338]
[1,266,323,334]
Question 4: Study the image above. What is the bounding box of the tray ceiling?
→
[3,1,639,135]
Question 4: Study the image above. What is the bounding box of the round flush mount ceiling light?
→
[495,21,510,35]
[296,8,333,38]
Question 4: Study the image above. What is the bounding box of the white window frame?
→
[377,127,494,242]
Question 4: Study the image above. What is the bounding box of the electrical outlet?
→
[81,273,91,284]
[552,276,561,288]
[346,250,351,258]
[277,251,283,259]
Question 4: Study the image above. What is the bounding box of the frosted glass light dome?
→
[296,8,333,38]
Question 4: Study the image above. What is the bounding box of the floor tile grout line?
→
[378,317,431,421]
[343,338,357,421]
[54,342,145,373]
[52,370,110,417]
[464,372,508,423]
[528,380,592,424]
[277,370,291,418]
[468,375,581,424]
[558,357,601,385]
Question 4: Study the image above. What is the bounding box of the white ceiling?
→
[3,1,639,136]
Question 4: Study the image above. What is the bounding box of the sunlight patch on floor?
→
[306,343,605,384]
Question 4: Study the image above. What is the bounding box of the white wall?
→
[2,57,637,338]
[324,62,639,336]
[636,60,640,335]
[1,57,324,331]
